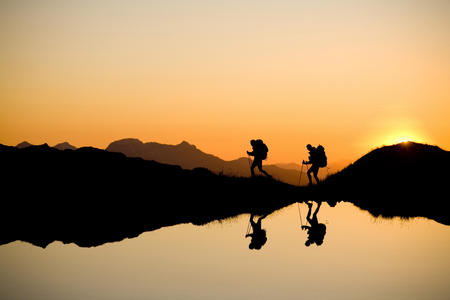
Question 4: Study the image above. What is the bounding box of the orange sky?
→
[1,0,449,165]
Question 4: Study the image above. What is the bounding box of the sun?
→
[396,137,412,144]
[385,133,423,145]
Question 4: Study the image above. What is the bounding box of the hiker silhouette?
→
[247,139,271,178]
[301,201,326,247]
[303,144,327,185]
[245,213,268,250]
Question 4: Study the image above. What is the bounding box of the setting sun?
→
[385,133,424,146]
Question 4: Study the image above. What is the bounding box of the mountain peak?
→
[178,141,196,149]
[16,141,33,148]
[54,142,77,150]
[366,142,446,160]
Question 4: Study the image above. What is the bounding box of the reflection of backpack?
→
[316,145,327,168]
[255,139,268,160]
[317,223,326,236]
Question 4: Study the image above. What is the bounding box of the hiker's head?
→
[306,144,313,151]
[250,140,256,146]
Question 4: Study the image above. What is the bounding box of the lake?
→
[1,202,449,299]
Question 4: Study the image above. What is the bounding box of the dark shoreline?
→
[0,143,448,248]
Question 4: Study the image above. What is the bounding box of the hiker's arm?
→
[302,160,311,164]
[247,151,254,156]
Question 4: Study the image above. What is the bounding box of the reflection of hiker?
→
[302,144,327,185]
[247,139,271,177]
[245,214,268,250]
[301,201,326,246]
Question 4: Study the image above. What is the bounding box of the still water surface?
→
[1,202,449,299]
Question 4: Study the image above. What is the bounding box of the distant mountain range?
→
[105,138,336,185]
[16,141,34,149]
[15,139,310,185]
[16,141,77,151]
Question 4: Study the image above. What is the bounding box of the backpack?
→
[255,139,268,160]
[316,145,327,168]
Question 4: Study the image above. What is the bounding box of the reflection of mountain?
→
[106,138,310,185]
[0,143,300,248]
[320,142,450,225]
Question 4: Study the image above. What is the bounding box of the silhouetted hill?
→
[53,142,77,150]
[319,142,450,225]
[0,143,302,248]
[106,138,312,185]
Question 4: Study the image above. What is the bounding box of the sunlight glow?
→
[385,133,423,146]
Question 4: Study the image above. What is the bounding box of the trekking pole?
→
[298,161,304,186]
[297,161,305,227]
[247,154,253,176]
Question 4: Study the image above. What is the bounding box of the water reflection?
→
[1,202,449,300]
[301,201,327,247]
[245,213,269,250]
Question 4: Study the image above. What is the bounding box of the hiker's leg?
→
[312,166,320,184]
[255,160,269,177]
[250,160,257,176]
[250,214,256,226]
[306,202,313,224]
[307,167,313,185]
[313,201,322,218]
[255,218,263,231]
[259,213,269,221]
[258,163,271,177]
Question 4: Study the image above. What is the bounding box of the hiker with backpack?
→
[247,139,271,178]
[302,144,327,185]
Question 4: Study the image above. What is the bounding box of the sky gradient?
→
[1,0,449,164]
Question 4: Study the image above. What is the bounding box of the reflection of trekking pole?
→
[297,202,304,227]
[246,219,252,235]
